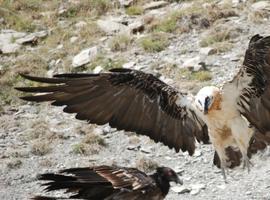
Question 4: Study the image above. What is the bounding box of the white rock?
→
[93,66,103,73]
[75,21,87,28]
[194,150,202,157]
[16,30,48,44]
[129,20,144,34]
[123,61,136,69]
[251,1,270,11]
[70,36,78,43]
[143,1,168,10]
[97,20,129,35]
[72,46,98,68]
[0,29,26,39]
[171,186,190,194]
[0,43,20,54]
[118,0,135,7]
[140,146,152,154]
[216,184,227,190]
[57,44,63,49]
[190,183,206,195]
[0,30,25,53]
[199,47,217,55]
[182,56,201,69]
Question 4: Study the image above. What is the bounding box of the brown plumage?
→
[16,35,270,174]
[16,68,209,156]
[33,165,182,200]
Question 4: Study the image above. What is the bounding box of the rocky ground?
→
[1,0,270,199]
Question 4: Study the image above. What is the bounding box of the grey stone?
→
[97,20,129,35]
[118,0,135,7]
[70,36,78,43]
[93,66,103,73]
[0,43,20,54]
[140,146,152,154]
[199,47,217,55]
[72,46,98,67]
[16,31,48,44]
[129,20,144,34]
[251,1,270,11]
[123,61,136,69]
[75,21,87,29]
[190,183,206,195]
[143,1,168,10]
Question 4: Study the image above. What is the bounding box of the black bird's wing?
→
[16,68,209,155]
[33,165,158,200]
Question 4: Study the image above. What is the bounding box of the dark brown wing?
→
[16,68,209,155]
[93,165,155,190]
[238,35,270,134]
[34,166,162,200]
[218,35,270,168]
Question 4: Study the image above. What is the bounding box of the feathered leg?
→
[230,118,254,172]
[212,143,229,181]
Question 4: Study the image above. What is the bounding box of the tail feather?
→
[35,167,115,199]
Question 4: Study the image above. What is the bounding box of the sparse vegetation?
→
[212,41,233,53]
[31,139,52,156]
[148,2,237,34]
[179,69,212,82]
[136,157,158,173]
[71,132,106,155]
[60,0,113,18]
[109,34,132,52]
[82,54,126,71]
[6,159,22,169]
[199,27,232,47]
[191,71,212,81]
[140,33,169,52]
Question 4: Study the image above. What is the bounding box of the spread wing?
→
[16,68,208,155]
[219,35,270,167]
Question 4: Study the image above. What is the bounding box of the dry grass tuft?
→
[31,139,52,156]
[6,159,23,169]
[191,71,212,81]
[136,157,158,173]
[149,2,237,34]
[71,132,106,155]
[81,54,126,71]
[140,33,169,52]
[178,69,212,82]
[126,6,144,16]
[129,135,141,144]
[199,25,237,47]
[60,0,113,18]
[109,34,132,52]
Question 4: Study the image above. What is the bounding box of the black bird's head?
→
[156,167,183,185]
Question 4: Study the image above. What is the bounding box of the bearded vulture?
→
[33,165,181,200]
[16,34,270,179]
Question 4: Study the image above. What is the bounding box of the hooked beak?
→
[204,96,211,115]
[204,107,208,115]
